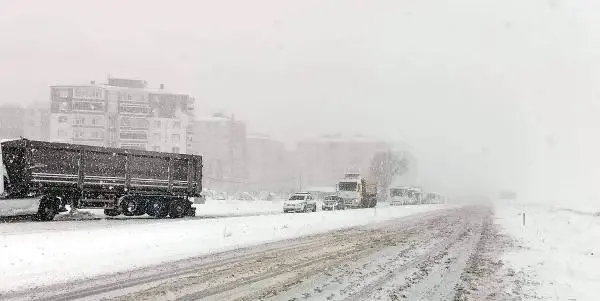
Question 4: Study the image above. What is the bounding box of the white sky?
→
[1,0,599,201]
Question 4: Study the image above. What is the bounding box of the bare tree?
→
[369,150,409,199]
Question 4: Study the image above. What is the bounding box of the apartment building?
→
[192,114,247,191]
[296,134,389,188]
[246,133,287,192]
[49,78,194,153]
[0,104,50,140]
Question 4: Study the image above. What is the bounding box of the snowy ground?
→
[0,203,447,293]
[75,199,287,219]
[494,201,600,300]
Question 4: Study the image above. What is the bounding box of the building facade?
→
[295,134,389,188]
[0,105,50,141]
[246,133,292,193]
[192,114,247,192]
[49,78,194,153]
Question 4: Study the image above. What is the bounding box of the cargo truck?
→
[336,173,377,209]
[0,139,202,221]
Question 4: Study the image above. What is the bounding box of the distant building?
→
[295,134,389,188]
[246,133,291,192]
[0,105,50,141]
[49,78,194,153]
[192,114,247,192]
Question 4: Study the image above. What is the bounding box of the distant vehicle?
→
[283,192,317,213]
[389,186,422,206]
[423,192,442,204]
[322,195,345,211]
[1,139,201,220]
[336,173,377,209]
[234,192,255,201]
[499,190,517,200]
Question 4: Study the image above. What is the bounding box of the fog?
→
[1,0,599,205]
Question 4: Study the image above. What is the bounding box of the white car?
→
[283,192,317,213]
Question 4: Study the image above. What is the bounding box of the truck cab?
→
[336,173,377,209]
[283,192,317,213]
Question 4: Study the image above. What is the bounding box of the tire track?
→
[3,207,471,301]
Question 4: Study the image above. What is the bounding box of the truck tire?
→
[121,198,146,216]
[37,198,58,221]
[169,200,186,218]
[104,209,121,217]
[146,199,168,218]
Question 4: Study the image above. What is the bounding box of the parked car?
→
[283,192,317,213]
[322,195,345,211]
[233,192,256,201]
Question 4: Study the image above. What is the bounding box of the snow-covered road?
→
[0,203,448,294]
[1,205,506,301]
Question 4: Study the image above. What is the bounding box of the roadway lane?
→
[2,206,506,301]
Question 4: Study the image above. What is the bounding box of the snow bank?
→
[0,204,446,292]
[67,199,286,220]
[495,202,600,300]
[194,199,284,217]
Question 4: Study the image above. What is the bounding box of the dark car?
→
[322,195,345,211]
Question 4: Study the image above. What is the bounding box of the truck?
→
[389,186,422,206]
[423,191,442,204]
[336,173,377,209]
[0,139,202,221]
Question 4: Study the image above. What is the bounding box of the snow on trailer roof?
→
[1,139,200,160]
[1,138,21,143]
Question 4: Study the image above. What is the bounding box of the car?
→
[322,195,345,211]
[283,192,317,213]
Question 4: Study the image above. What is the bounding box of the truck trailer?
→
[0,139,202,221]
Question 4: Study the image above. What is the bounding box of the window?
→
[58,129,67,137]
[153,120,161,128]
[59,102,69,112]
[173,121,180,128]
[119,132,147,140]
[91,131,104,139]
[153,146,160,152]
[171,134,180,142]
[58,90,69,98]
[74,129,83,138]
[172,147,180,153]
[92,116,104,125]
[58,116,68,123]
[73,117,84,125]
[153,133,160,141]
[338,182,358,191]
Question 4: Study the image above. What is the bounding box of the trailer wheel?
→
[121,198,145,216]
[104,209,121,217]
[147,199,168,218]
[169,200,186,218]
[37,198,58,221]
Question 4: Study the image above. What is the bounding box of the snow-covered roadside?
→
[0,204,447,292]
[494,202,600,300]
[66,199,286,220]
[194,199,285,217]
